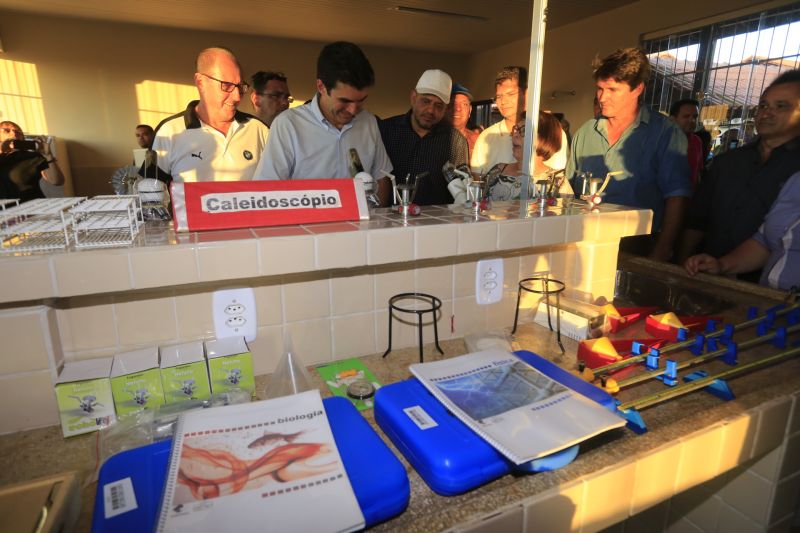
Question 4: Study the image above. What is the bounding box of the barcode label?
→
[404,405,438,430]
[103,477,138,519]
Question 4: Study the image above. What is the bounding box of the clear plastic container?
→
[263,333,315,398]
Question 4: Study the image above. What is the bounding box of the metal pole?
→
[616,323,800,389]
[618,345,800,411]
[519,0,548,211]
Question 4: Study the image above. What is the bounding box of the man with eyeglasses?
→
[378,69,468,205]
[677,69,800,277]
[250,71,293,127]
[148,47,269,183]
[471,66,567,177]
[0,121,65,202]
[253,41,391,181]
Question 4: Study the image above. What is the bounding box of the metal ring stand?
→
[382,292,444,363]
[512,277,566,354]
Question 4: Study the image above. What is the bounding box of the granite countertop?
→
[1,263,797,532]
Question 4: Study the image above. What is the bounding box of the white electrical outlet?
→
[476,258,504,305]
[213,287,257,342]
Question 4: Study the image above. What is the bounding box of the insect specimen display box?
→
[91,396,409,532]
[375,350,618,496]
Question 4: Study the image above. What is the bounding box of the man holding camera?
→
[0,121,65,202]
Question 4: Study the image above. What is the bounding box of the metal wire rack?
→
[69,196,143,249]
[0,198,86,254]
[0,196,144,253]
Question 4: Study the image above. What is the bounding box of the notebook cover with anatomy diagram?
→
[155,390,364,533]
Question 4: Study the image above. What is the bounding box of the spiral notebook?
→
[409,349,626,465]
[155,390,364,533]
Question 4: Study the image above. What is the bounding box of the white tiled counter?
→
[0,202,650,433]
[1,236,798,533]
[0,203,649,302]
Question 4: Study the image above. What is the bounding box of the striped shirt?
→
[753,171,800,291]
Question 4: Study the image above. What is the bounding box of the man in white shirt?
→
[253,41,391,180]
[149,47,269,183]
[471,66,567,176]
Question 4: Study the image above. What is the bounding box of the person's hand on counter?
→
[684,253,722,276]
[685,238,771,280]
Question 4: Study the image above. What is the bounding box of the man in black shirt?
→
[677,69,800,270]
[0,121,65,202]
[378,69,468,206]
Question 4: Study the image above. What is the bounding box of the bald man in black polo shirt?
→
[378,69,468,206]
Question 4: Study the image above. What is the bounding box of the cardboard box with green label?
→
[205,336,255,396]
[55,358,116,437]
[110,347,166,415]
[160,341,211,404]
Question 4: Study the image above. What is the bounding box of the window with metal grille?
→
[642,4,800,156]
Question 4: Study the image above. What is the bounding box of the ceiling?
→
[0,0,639,53]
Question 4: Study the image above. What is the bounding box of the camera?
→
[12,140,39,151]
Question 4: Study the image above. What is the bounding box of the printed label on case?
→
[103,477,138,519]
[403,405,438,430]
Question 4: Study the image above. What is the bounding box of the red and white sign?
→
[170,179,369,232]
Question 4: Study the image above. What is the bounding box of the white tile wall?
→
[7,242,606,433]
[522,481,585,533]
[674,425,725,494]
[367,227,414,265]
[631,440,683,514]
[0,370,60,433]
[259,233,315,276]
[196,238,259,281]
[752,398,793,458]
[315,231,367,269]
[769,472,800,525]
[0,206,650,305]
[450,504,524,533]
[602,395,800,533]
[449,393,800,533]
[581,461,637,531]
[720,468,773,524]
[0,255,54,301]
[415,224,458,260]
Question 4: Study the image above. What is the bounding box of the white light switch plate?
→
[476,258,503,305]
[213,287,257,342]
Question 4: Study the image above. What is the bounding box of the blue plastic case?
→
[374,350,617,496]
[92,396,409,532]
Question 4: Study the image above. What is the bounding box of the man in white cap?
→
[378,69,468,205]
